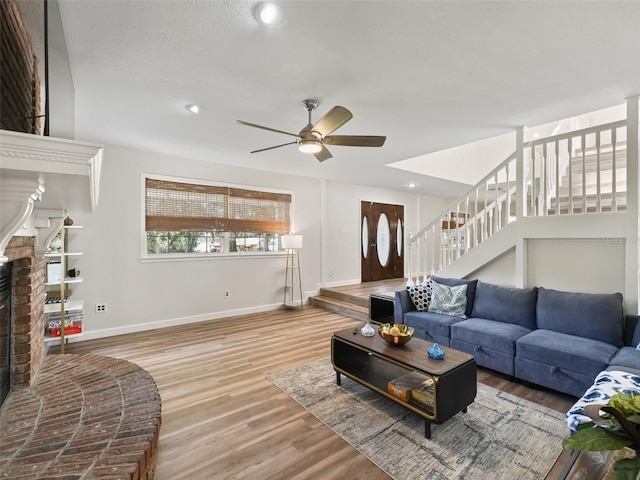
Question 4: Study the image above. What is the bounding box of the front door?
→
[361,201,404,282]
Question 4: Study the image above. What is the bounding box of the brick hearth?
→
[0,354,161,479]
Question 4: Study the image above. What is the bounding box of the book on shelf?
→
[45,288,72,304]
[388,371,431,402]
[46,263,63,283]
[46,311,85,330]
[410,378,435,412]
[49,322,83,337]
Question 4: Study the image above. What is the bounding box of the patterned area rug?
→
[268,357,567,480]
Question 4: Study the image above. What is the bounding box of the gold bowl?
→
[378,323,414,346]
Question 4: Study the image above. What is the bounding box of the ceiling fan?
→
[237,99,386,162]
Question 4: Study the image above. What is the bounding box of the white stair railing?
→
[526,120,626,216]
[408,119,628,284]
[408,153,517,284]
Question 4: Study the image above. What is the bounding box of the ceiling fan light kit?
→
[237,99,386,162]
[298,139,322,154]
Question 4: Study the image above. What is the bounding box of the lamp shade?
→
[282,234,303,249]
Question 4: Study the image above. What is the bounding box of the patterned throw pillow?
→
[407,280,432,311]
[427,280,467,318]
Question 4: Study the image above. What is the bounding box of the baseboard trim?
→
[321,278,361,289]
[73,302,286,342]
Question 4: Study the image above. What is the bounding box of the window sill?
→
[140,251,288,263]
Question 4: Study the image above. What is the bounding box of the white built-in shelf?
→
[44,252,84,258]
[45,275,84,286]
[44,332,83,343]
[44,299,84,314]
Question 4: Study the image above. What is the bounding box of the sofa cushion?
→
[431,276,478,317]
[471,281,538,329]
[451,318,532,355]
[516,329,617,374]
[609,347,640,372]
[516,356,599,398]
[403,310,464,341]
[428,281,467,318]
[536,287,624,347]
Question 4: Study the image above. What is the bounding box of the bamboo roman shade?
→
[145,178,291,234]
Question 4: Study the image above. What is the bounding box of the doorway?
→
[361,201,404,282]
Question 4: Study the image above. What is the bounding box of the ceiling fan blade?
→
[250,141,297,154]
[237,120,299,138]
[313,145,333,162]
[311,106,353,137]
[324,135,386,147]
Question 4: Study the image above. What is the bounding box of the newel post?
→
[626,95,639,314]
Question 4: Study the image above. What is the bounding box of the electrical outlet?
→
[95,303,107,313]
[224,290,230,298]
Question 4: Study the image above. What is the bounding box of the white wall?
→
[70,143,457,340]
[322,181,454,287]
[72,143,324,339]
[470,249,516,287]
[526,238,626,294]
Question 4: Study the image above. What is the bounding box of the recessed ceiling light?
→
[408,183,416,188]
[185,104,201,114]
[255,3,283,26]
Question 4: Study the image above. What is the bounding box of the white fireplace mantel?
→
[0,129,103,263]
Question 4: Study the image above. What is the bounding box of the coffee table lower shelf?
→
[331,329,476,439]
[334,368,446,438]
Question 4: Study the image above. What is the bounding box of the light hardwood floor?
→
[53,305,575,480]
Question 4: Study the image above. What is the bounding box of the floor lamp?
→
[282,234,303,309]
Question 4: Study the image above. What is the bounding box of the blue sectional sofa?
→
[394,276,640,398]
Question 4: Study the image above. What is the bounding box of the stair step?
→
[308,295,369,322]
[548,191,627,207]
[317,287,370,308]
[547,204,627,215]
[564,158,625,171]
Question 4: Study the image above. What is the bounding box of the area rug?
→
[268,357,567,480]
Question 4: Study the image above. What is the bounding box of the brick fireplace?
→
[0,237,162,480]
[0,236,46,406]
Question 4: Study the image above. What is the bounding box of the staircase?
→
[546,142,627,215]
[406,119,628,282]
[309,278,407,320]
[309,289,369,321]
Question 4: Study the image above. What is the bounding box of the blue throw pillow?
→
[407,280,432,312]
[430,276,478,317]
[428,280,467,318]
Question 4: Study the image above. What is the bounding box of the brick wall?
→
[5,236,46,388]
[0,0,42,134]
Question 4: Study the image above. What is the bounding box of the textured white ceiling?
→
[56,0,640,197]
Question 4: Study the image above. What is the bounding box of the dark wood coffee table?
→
[331,327,477,438]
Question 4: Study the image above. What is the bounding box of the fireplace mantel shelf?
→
[0,129,103,264]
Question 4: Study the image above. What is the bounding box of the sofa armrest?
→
[394,290,414,324]
[625,314,640,347]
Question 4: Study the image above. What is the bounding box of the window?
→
[144,177,292,255]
